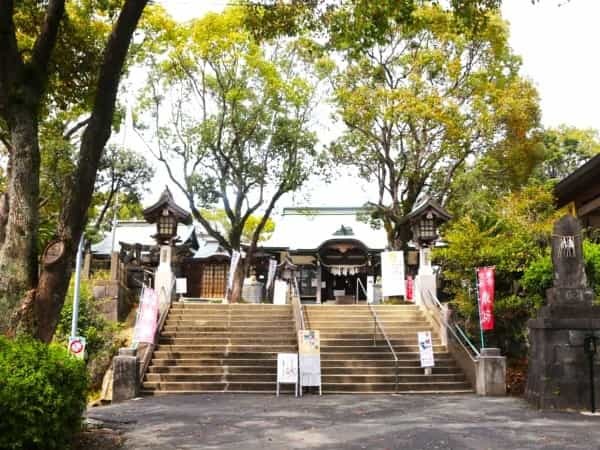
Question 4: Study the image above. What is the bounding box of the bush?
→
[54,278,124,391]
[0,337,88,450]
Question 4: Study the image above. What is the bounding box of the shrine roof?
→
[259,207,387,251]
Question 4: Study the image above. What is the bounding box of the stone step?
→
[141,381,283,392]
[320,374,466,383]
[160,332,295,339]
[149,358,278,367]
[159,337,297,345]
[148,365,277,374]
[321,381,472,393]
[320,358,457,367]
[145,373,277,382]
[153,351,286,359]
[165,319,295,326]
[162,325,293,332]
[320,338,442,346]
[320,352,451,360]
[319,345,447,353]
[155,344,297,353]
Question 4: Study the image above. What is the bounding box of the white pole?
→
[70,234,85,338]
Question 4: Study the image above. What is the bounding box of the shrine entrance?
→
[317,238,373,303]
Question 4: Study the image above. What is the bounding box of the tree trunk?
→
[229,257,247,303]
[0,106,40,333]
[9,0,149,341]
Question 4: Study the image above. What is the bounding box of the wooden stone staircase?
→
[141,303,296,394]
[304,304,472,394]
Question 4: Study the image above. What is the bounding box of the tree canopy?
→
[330,4,540,249]
[135,7,324,301]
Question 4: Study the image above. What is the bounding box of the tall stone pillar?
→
[526,215,600,410]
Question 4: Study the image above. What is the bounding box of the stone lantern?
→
[143,187,192,245]
[400,196,451,304]
[143,187,192,313]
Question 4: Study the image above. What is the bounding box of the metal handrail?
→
[422,289,480,360]
[291,276,306,331]
[368,303,399,392]
[355,277,368,303]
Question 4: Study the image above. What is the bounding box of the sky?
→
[134,0,600,210]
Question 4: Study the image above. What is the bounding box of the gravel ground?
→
[86,393,600,450]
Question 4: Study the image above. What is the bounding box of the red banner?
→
[406,276,414,302]
[477,267,495,331]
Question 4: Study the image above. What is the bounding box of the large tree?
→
[0,0,150,340]
[330,3,540,249]
[136,7,323,302]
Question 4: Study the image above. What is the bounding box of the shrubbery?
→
[54,278,125,391]
[0,337,88,450]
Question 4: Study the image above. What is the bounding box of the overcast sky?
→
[138,0,600,209]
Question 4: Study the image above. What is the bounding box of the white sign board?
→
[175,277,187,294]
[299,355,322,392]
[277,353,298,383]
[381,251,406,297]
[366,276,374,304]
[68,336,86,359]
[277,353,298,396]
[418,331,435,368]
[273,279,288,305]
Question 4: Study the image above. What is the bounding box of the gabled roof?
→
[555,154,600,208]
[142,187,192,225]
[91,221,197,255]
[260,207,387,251]
[398,196,452,225]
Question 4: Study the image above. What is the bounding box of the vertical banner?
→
[266,259,277,290]
[417,331,435,368]
[227,250,241,291]
[477,266,495,331]
[381,251,406,297]
[273,279,288,305]
[406,276,414,302]
[133,287,159,344]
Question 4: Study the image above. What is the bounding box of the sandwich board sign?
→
[418,331,435,368]
[298,330,322,395]
[277,353,298,396]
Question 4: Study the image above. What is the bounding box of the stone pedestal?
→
[112,348,138,403]
[526,309,600,410]
[476,348,506,396]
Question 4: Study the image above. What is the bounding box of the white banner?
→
[227,250,241,290]
[273,279,288,305]
[266,259,277,290]
[418,331,435,368]
[366,275,374,304]
[381,251,406,297]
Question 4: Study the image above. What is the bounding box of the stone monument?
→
[526,215,600,410]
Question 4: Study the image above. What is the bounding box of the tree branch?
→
[30,0,66,90]
[63,117,91,140]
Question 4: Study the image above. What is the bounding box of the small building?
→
[555,153,600,229]
[91,205,392,303]
[258,207,387,303]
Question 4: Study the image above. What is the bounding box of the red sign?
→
[477,267,495,331]
[406,276,414,302]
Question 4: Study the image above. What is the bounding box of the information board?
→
[381,251,406,297]
[277,353,298,396]
[298,330,322,395]
[418,331,435,368]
